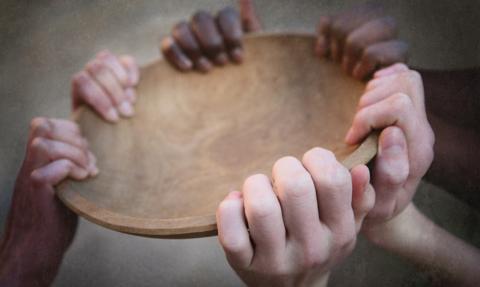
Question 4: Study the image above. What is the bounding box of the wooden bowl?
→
[57,33,378,238]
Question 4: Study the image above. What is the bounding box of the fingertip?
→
[214,52,229,66]
[196,57,213,73]
[105,107,120,123]
[125,88,137,104]
[117,101,135,118]
[344,127,357,144]
[119,55,140,85]
[229,47,244,63]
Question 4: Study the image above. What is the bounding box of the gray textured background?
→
[1,0,480,286]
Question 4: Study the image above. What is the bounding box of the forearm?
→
[0,230,61,287]
[364,203,480,286]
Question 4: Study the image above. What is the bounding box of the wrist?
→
[361,203,419,248]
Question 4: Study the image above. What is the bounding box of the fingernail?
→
[179,56,193,70]
[125,89,137,104]
[196,57,213,73]
[226,191,242,200]
[118,101,134,117]
[215,53,229,66]
[106,108,120,122]
[230,48,244,63]
[90,165,99,177]
[77,168,90,179]
[345,127,354,144]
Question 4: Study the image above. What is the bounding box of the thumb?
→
[238,0,262,32]
[368,126,409,221]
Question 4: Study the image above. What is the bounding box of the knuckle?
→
[322,164,350,190]
[273,156,299,170]
[405,70,422,86]
[300,243,329,269]
[29,169,46,186]
[302,147,335,165]
[30,117,49,133]
[389,92,413,113]
[345,35,363,55]
[331,21,348,40]
[363,47,377,62]
[333,226,356,254]
[243,173,269,190]
[217,198,238,218]
[30,136,49,153]
[72,71,89,89]
[86,59,103,74]
[247,197,277,220]
[221,237,249,255]
[160,36,175,52]
[382,160,409,186]
[277,173,313,200]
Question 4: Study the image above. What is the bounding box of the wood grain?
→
[56,33,378,238]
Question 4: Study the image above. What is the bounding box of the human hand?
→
[345,63,434,228]
[161,0,261,73]
[216,148,375,287]
[316,4,408,80]
[0,117,97,286]
[72,50,139,123]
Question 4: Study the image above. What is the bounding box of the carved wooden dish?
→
[57,34,378,238]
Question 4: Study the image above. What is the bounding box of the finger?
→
[119,55,140,86]
[272,156,323,244]
[29,137,92,172]
[373,62,409,78]
[96,50,130,87]
[191,11,228,66]
[346,93,432,176]
[86,59,134,117]
[359,70,425,112]
[239,0,261,32]
[71,71,119,122]
[29,117,86,150]
[125,88,137,104]
[30,159,91,187]
[217,191,254,269]
[217,6,244,63]
[329,4,384,61]
[352,40,409,80]
[171,21,213,73]
[161,36,194,71]
[346,93,416,145]
[302,148,354,232]
[315,16,332,58]
[243,174,286,261]
[368,127,409,221]
[343,16,398,74]
[350,164,375,233]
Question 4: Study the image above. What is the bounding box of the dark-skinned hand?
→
[161,0,261,73]
[316,3,408,80]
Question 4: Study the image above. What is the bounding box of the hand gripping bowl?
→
[56,33,378,238]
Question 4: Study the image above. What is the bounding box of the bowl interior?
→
[57,34,371,236]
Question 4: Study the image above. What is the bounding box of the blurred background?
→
[1,0,479,286]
